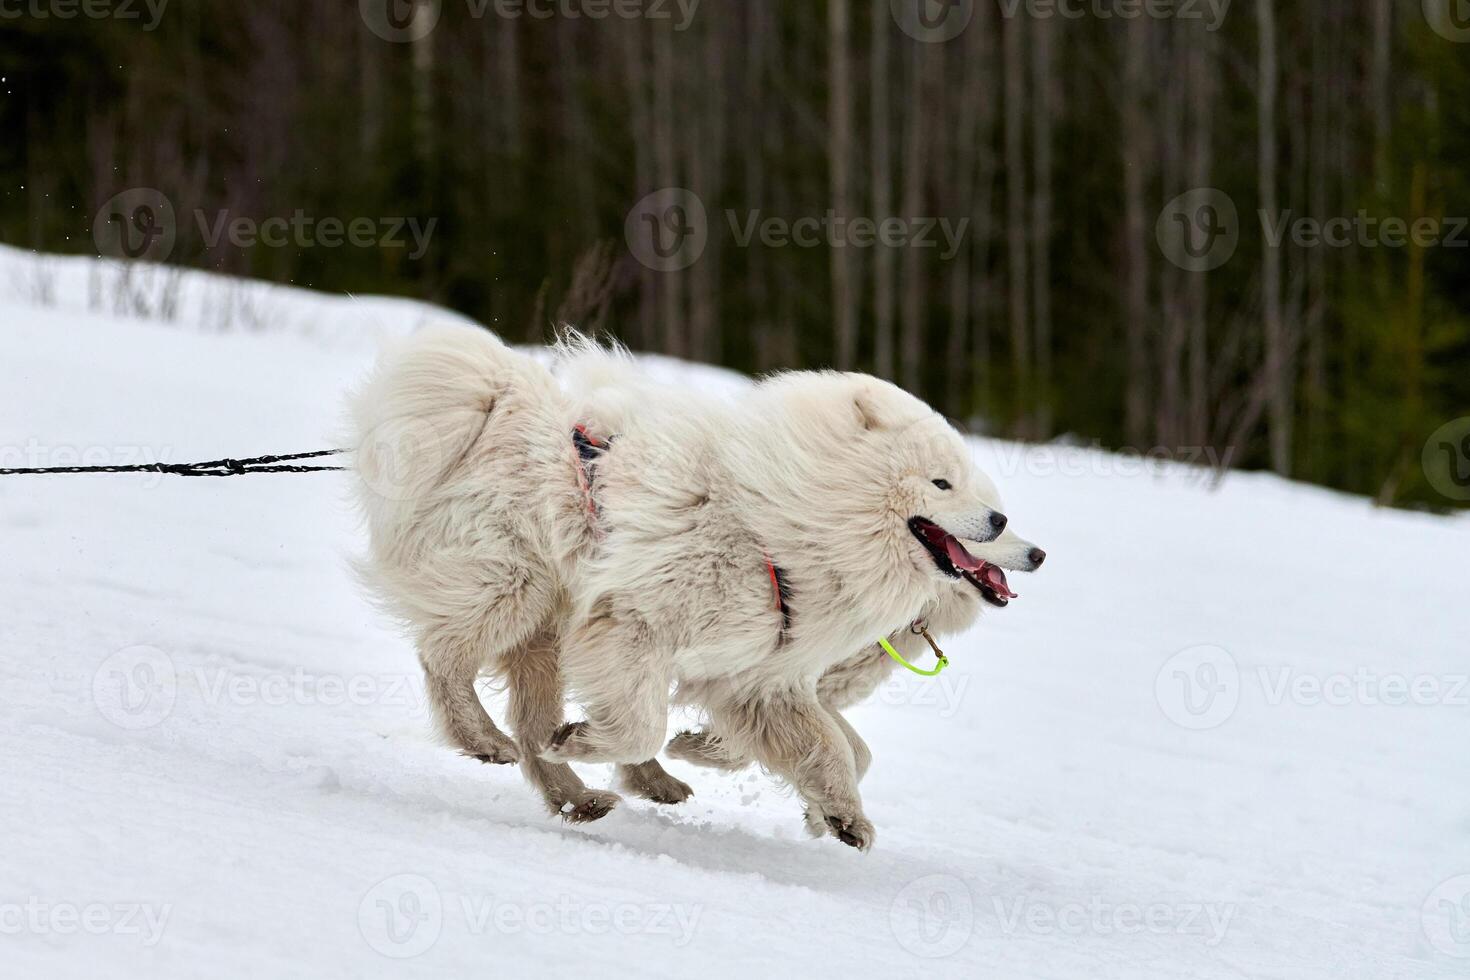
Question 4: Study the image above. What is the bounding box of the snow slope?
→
[1,247,1467,979]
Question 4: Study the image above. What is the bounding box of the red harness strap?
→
[763,553,782,613]
[572,424,610,521]
[763,553,792,634]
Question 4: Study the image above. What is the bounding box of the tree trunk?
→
[1187,22,1216,448]
[1029,14,1056,435]
[652,23,684,358]
[1258,0,1290,474]
[829,0,857,370]
[1120,18,1151,447]
[871,0,895,380]
[898,41,930,393]
[1003,11,1030,432]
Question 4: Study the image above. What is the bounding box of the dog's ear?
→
[853,388,887,432]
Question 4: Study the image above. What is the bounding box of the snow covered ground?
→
[1,245,1467,979]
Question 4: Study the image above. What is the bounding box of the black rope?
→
[0,448,352,478]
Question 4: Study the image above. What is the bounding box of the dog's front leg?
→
[711,692,875,851]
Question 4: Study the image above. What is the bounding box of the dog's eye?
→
[931,479,952,491]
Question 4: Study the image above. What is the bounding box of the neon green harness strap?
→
[879,634,949,677]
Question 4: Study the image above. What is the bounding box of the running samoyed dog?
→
[350,323,1037,850]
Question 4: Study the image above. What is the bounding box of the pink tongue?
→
[940,532,1019,598]
[978,562,1018,599]
[943,535,984,573]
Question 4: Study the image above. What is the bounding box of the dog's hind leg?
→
[616,760,693,805]
[419,630,520,766]
[541,610,671,765]
[666,707,869,781]
[665,730,751,772]
[504,635,620,823]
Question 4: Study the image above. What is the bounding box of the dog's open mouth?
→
[908,516,1018,607]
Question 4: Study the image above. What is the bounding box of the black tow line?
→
[0,448,351,478]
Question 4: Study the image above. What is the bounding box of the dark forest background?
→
[2,0,1468,507]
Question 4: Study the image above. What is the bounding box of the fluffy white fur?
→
[350,323,1038,849]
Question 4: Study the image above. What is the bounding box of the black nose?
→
[989,512,1008,533]
[1028,547,1046,568]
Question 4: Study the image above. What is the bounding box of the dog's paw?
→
[618,766,694,805]
[826,814,875,851]
[804,807,875,852]
[665,730,749,772]
[463,744,519,766]
[558,789,621,824]
[540,721,588,761]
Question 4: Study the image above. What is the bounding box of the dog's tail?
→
[551,325,656,436]
[348,322,531,529]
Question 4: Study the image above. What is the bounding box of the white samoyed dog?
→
[350,324,1042,850]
